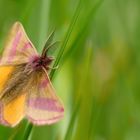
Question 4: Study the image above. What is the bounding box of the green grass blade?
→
[50,0,83,80]
[63,100,81,140]
[22,123,33,140]
[63,0,104,62]
[72,45,94,140]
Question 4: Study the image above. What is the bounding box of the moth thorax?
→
[31,55,54,70]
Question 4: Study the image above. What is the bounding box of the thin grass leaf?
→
[50,0,83,80]
[8,123,23,140]
[63,0,104,62]
[63,100,81,140]
[88,100,103,140]
[22,123,33,140]
[72,43,94,140]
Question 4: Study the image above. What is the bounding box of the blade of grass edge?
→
[63,1,104,139]
[70,45,93,140]
[22,123,33,140]
[63,0,104,63]
[64,43,94,140]
[50,0,83,80]
[63,100,81,140]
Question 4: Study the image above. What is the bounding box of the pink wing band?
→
[21,42,32,52]
[8,31,22,62]
[27,98,64,112]
[0,22,38,66]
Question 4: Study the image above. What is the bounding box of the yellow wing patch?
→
[0,66,14,92]
[0,66,26,126]
[3,93,26,126]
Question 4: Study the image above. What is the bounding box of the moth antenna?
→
[42,30,56,57]
[42,41,60,57]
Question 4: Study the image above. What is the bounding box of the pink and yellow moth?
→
[0,22,64,127]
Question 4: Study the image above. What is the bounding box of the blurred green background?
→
[0,0,139,140]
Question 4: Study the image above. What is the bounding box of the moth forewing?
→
[0,22,38,66]
[25,67,64,125]
[0,64,31,104]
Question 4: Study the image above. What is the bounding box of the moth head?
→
[27,30,58,72]
[29,55,54,71]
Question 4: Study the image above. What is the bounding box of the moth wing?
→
[0,22,38,66]
[0,66,14,93]
[0,66,26,127]
[26,70,64,125]
[0,93,26,127]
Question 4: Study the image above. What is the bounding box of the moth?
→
[0,22,64,127]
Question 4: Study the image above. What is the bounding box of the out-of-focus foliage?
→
[0,0,139,140]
